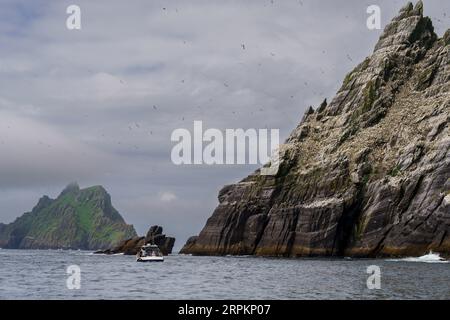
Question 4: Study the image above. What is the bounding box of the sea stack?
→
[95,225,176,255]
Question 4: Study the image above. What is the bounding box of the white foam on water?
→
[387,251,448,263]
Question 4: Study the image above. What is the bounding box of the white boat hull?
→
[136,256,164,262]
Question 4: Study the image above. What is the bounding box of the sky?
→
[0,0,449,251]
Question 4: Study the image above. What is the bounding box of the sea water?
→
[0,249,448,299]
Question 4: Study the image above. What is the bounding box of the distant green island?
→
[0,183,137,250]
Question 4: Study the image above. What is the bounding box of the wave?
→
[87,252,125,256]
[387,251,448,263]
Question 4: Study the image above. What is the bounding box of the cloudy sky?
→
[0,0,448,250]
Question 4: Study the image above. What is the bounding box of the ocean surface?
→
[0,249,448,299]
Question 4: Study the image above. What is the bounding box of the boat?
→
[136,244,164,262]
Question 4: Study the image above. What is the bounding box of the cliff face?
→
[181,2,450,258]
[0,183,137,250]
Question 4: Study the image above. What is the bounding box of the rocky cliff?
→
[95,225,175,255]
[181,2,450,258]
[0,183,137,250]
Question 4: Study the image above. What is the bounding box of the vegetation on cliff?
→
[0,183,137,250]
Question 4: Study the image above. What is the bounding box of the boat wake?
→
[387,251,448,263]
